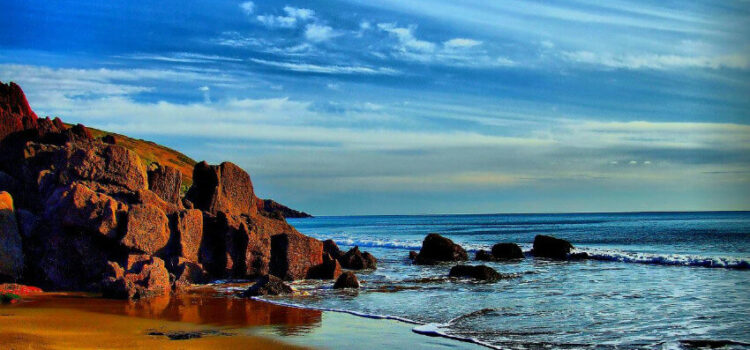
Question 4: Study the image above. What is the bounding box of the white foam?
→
[576,248,750,269]
[412,323,503,350]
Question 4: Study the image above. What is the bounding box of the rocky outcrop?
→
[241,275,293,296]
[532,235,573,260]
[322,239,342,260]
[475,249,493,261]
[339,246,377,270]
[333,271,359,289]
[0,192,23,281]
[414,234,468,265]
[409,250,418,260]
[0,82,332,299]
[448,265,501,282]
[257,199,312,219]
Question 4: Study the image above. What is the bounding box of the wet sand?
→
[0,287,484,350]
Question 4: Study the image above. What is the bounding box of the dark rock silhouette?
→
[308,253,342,279]
[257,198,313,218]
[333,271,359,289]
[339,246,377,270]
[241,275,293,296]
[491,243,525,260]
[532,235,574,260]
[0,191,23,281]
[449,265,501,281]
[415,233,468,265]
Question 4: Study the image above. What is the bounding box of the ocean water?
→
[269,212,750,349]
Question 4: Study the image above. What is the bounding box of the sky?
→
[1,0,749,215]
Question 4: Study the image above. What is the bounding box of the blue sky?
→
[1,0,749,214]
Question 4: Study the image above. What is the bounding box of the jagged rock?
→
[63,143,148,193]
[532,235,573,260]
[415,234,468,265]
[172,258,208,290]
[241,275,292,296]
[134,189,180,216]
[491,243,524,260]
[475,249,493,261]
[339,246,377,270]
[121,204,170,255]
[0,81,38,142]
[333,271,359,289]
[0,191,23,281]
[322,239,342,260]
[101,255,171,299]
[186,161,255,217]
[147,163,182,205]
[449,265,501,281]
[68,123,94,143]
[174,209,203,262]
[47,183,127,239]
[308,253,342,279]
[270,232,323,280]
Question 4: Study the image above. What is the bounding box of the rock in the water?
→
[339,246,377,270]
[568,252,589,260]
[415,233,468,265]
[185,161,255,217]
[491,243,524,260]
[241,275,293,296]
[532,235,573,260]
[0,191,23,281]
[270,232,323,280]
[333,271,359,289]
[102,255,171,299]
[322,239,342,260]
[475,249,493,261]
[307,253,342,280]
[147,163,182,205]
[121,204,170,255]
[449,265,501,282]
[409,250,419,260]
[174,209,203,262]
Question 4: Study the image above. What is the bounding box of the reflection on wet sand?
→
[24,288,322,336]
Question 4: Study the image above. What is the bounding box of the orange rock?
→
[121,204,170,255]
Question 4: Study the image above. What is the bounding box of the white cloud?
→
[305,24,339,42]
[256,6,315,28]
[283,6,315,20]
[239,1,254,15]
[444,38,482,49]
[377,23,436,53]
[250,58,399,75]
[562,51,750,70]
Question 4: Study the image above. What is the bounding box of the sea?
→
[263,212,750,349]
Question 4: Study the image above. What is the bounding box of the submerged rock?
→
[448,265,501,282]
[415,233,468,265]
[333,271,359,289]
[491,243,524,260]
[532,235,573,260]
[241,275,293,296]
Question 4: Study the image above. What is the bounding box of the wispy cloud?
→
[249,58,399,75]
[444,38,482,49]
[256,6,315,28]
[562,51,750,70]
[239,1,254,15]
[305,24,340,42]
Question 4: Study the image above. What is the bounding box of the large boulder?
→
[121,204,170,255]
[475,249,493,261]
[322,239,342,260]
[46,183,127,239]
[185,161,255,217]
[101,255,171,299]
[241,275,292,296]
[449,265,502,282]
[333,271,359,289]
[62,143,148,193]
[147,163,182,205]
[0,81,38,142]
[532,235,573,260]
[307,253,342,280]
[415,234,468,265]
[491,243,524,260]
[339,246,377,270]
[172,258,208,290]
[270,232,323,280]
[173,209,203,262]
[0,191,23,281]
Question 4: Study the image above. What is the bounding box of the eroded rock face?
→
[47,183,127,239]
[174,209,203,262]
[415,234,468,265]
[0,82,38,141]
[102,255,171,299]
[0,191,24,281]
[339,246,377,270]
[449,265,502,282]
[62,144,148,193]
[241,275,292,296]
[308,253,342,280]
[270,232,323,280]
[322,239,342,260]
[148,163,182,205]
[186,161,255,217]
[491,243,524,260]
[121,204,170,255]
[532,235,573,260]
[333,271,359,289]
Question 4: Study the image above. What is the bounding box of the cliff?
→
[0,81,321,299]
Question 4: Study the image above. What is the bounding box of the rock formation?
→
[414,233,468,265]
[476,243,525,261]
[448,265,502,282]
[0,81,332,298]
[532,235,574,260]
[333,271,359,289]
[241,275,293,296]
[257,198,313,218]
